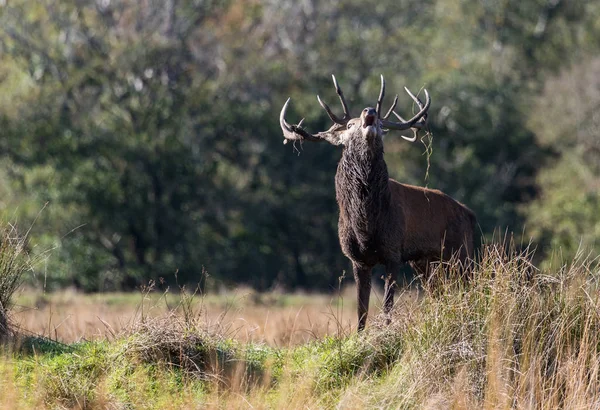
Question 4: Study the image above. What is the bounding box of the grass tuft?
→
[0,222,31,338]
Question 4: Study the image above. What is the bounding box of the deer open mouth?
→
[363,114,376,128]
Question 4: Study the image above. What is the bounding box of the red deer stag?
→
[280,75,476,331]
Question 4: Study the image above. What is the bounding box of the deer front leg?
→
[383,263,398,324]
[354,264,372,332]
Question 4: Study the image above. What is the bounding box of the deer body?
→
[336,153,475,270]
[280,76,476,331]
[336,134,392,268]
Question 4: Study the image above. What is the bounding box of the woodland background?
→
[0,0,599,292]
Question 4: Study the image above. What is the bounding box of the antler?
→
[383,94,399,121]
[317,74,352,125]
[376,75,401,120]
[280,75,430,145]
[381,84,431,142]
[376,75,386,118]
[280,75,351,146]
[280,99,342,145]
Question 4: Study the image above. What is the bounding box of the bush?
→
[0,222,30,337]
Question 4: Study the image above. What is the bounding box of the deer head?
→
[280,75,431,147]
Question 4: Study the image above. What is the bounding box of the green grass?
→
[3,242,600,408]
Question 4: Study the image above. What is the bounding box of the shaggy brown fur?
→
[335,111,476,330]
[280,79,476,331]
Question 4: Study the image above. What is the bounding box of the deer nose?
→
[362,107,377,127]
[363,107,377,117]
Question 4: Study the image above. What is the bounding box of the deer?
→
[279,75,477,331]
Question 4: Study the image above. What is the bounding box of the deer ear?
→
[315,131,344,146]
[337,131,349,146]
[324,125,348,146]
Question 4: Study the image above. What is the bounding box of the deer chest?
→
[338,217,386,267]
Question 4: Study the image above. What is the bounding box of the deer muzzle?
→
[361,107,378,139]
[362,107,377,128]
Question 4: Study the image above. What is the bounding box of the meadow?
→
[3,242,600,409]
[12,285,367,346]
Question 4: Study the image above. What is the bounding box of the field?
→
[3,244,600,409]
[12,285,377,346]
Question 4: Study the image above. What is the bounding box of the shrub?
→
[0,222,30,337]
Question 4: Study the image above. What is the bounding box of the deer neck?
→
[335,141,391,241]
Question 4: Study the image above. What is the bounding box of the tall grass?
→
[344,243,600,409]
[4,241,600,409]
[0,222,30,337]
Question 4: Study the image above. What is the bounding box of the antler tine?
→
[317,74,352,125]
[391,111,419,142]
[388,86,430,142]
[404,86,427,115]
[403,87,430,124]
[317,95,344,124]
[280,97,345,146]
[280,98,322,144]
[381,88,431,132]
[332,74,351,120]
[376,74,385,118]
[403,86,430,126]
[383,94,398,120]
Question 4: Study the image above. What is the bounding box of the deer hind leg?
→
[411,259,431,279]
[383,263,399,325]
[442,238,474,282]
[353,264,372,332]
[460,231,476,280]
[411,259,441,294]
[455,244,474,281]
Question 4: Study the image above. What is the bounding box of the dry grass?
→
[11,285,409,346]
[5,242,600,409]
[0,222,31,338]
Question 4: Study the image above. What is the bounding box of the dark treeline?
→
[0,0,599,291]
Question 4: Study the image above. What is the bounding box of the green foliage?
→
[106,363,207,409]
[13,338,208,409]
[17,336,75,357]
[525,57,600,263]
[0,0,599,290]
[14,341,111,408]
[243,342,284,384]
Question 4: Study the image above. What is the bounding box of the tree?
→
[1,0,599,291]
[526,57,600,262]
